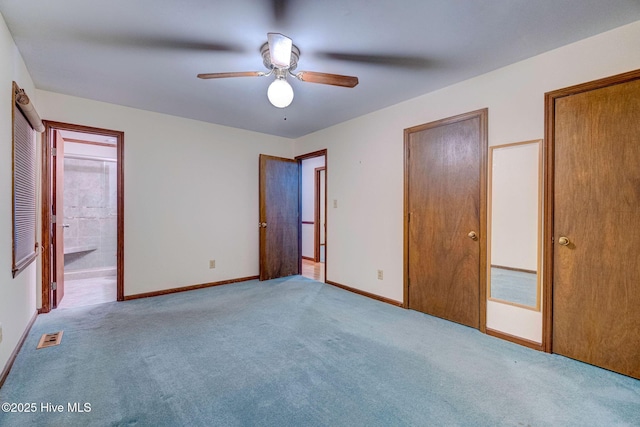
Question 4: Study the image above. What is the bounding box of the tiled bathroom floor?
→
[57,276,117,309]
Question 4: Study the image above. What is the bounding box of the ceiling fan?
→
[197,33,359,108]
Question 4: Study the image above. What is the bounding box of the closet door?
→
[547,71,640,379]
[405,109,487,329]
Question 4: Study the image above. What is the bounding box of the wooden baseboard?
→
[325,280,403,307]
[0,310,38,388]
[124,275,260,301]
[486,328,543,351]
[301,256,315,261]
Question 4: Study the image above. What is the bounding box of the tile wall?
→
[63,158,117,279]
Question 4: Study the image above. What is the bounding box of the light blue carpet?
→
[1,276,638,426]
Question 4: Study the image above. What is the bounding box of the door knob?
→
[258,222,267,228]
[558,236,570,246]
[467,231,478,240]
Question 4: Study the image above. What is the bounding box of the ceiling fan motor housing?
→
[261,42,300,71]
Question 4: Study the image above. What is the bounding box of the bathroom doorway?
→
[41,122,124,312]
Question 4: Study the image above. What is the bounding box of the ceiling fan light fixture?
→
[198,33,358,108]
[268,32,293,69]
[267,78,294,108]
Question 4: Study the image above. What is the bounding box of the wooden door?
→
[52,130,65,307]
[546,71,640,379]
[259,154,300,281]
[405,109,487,329]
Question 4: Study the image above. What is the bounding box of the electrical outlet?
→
[209,260,216,269]
[333,199,338,208]
[377,270,383,280]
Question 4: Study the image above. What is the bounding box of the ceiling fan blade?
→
[295,71,359,88]
[267,33,293,68]
[317,52,432,69]
[71,31,244,53]
[271,0,290,24]
[124,37,243,53]
[197,71,265,79]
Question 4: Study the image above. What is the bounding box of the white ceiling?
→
[2,0,640,138]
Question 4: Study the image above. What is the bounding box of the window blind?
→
[12,83,40,277]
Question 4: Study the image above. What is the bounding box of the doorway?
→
[315,167,326,263]
[404,109,487,330]
[258,150,327,283]
[543,70,640,379]
[298,150,326,282]
[41,121,124,312]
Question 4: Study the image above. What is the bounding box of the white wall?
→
[301,156,325,258]
[0,12,38,374]
[294,20,640,342]
[36,91,294,297]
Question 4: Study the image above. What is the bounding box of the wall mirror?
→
[488,140,542,310]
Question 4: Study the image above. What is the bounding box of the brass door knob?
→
[468,231,478,241]
[558,236,570,246]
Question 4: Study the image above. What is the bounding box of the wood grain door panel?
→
[405,110,487,329]
[551,76,640,379]
[53,130,65,307]
[259,154,300,281]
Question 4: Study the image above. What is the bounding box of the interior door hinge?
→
[52,147,57,156]
[51,282,57,291]
[51,215,56,224]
